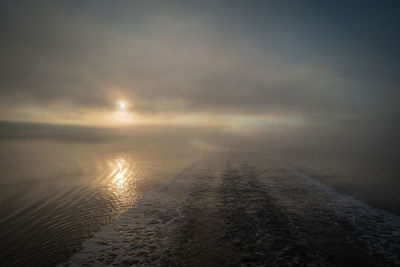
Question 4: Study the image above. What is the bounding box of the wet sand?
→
[60,154,400,266]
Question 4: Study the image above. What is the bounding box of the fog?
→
[1,1,399,265]
[1,119,399,162]
[1,1,399,162]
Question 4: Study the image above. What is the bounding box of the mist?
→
[1,1,399,266]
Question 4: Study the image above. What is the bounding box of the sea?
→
[0,141,399,266]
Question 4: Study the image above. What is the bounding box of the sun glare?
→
[119,101,126,110]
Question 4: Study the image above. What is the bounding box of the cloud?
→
[0,121,116,143]
[1,1,390,121]
[0,0,399,167]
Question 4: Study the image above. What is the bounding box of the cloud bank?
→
[0,1,399,158]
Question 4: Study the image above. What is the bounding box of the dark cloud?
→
[0,121,116,143]
[1,1,399,119]
[0,0,399,162]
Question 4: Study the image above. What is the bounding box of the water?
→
[286,156,400,215]
[1,143,399,266]
[59,154,400,266]
[0,141,193,266]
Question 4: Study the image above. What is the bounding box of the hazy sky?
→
[0,1,399,154]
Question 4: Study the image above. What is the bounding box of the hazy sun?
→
[118,101,126,110]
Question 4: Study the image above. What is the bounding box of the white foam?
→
[285,164,400,264]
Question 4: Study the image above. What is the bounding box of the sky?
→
[0,1,399,157]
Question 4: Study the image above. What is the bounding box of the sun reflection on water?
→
[112,160,129,187]
[105,157,142,208]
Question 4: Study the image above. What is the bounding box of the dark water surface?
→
[288,157,400,216]
[1,143,399,266]
[61,154,400,266]
[0,141,193,266]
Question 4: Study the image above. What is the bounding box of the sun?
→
[118,101,126,110]
[110,100,135,124]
